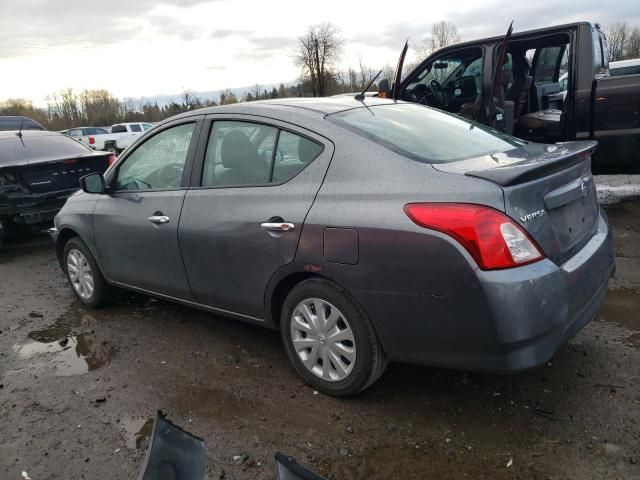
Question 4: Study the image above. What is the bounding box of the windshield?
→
[328,103,525,164]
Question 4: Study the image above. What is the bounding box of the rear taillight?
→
[107,154,117,166]
[89,136,95,145]
[403,203,544,270]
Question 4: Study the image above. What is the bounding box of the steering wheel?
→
[429,80,448,108]
[156,163,184,188]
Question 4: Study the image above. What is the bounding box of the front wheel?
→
[281,279,388,396]
[63,237,113,307]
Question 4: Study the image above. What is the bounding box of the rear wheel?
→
[281,279,388,396]
[63,237,113,307]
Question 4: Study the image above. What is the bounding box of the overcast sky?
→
[1,0,638,105]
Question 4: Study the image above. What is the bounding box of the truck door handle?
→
[148,215,170,225]
[261,222,295,232]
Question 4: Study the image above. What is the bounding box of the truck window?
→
[592,28,608,76]
[112,125,127,133]
[535,46,562,82]
[130,124,142,132]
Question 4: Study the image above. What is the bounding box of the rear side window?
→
[111,124,127,133]
[328,103,524,164]
[273,131,323,182]
[0,133,92,164]
[202,121,321,187]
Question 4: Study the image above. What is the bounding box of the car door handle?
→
[261,222,295,232]
[148,215,170,225]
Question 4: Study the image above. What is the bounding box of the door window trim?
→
[106,116,204,193]
[190,115,326,190]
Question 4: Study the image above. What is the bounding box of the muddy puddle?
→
[14,316,114,376]
[597,289,640,331]
[120,417,154,449]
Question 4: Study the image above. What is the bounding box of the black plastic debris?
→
[138,412,205,480]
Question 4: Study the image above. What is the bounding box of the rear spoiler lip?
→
[463,140,598,187]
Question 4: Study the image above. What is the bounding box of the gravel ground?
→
[1,179,639,480]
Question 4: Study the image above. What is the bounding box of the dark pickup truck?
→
[381,22,640,172]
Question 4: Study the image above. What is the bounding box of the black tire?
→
[280,278,388,396]
[62,237,113,307]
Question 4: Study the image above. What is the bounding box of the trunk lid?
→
[434,141,600,264]
[10,153,110,194]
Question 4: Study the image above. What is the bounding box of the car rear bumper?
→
[0,192,73,230]
[358,211,615,372]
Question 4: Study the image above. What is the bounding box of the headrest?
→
[221,130,257,169]
[297,137,321,164]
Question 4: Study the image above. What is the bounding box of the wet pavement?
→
[1,187,640,479]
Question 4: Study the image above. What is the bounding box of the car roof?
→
[165,97,397,126]
[0,116,45,131]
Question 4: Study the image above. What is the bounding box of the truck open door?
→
[489,21,514,134]
[378,40,409,99]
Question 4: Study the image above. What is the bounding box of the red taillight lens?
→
[89,136,95,145]
[403,203,544,270]
[107,154,117,166]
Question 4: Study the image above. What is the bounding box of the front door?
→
[93,119,202,299]
[178,117,333,319]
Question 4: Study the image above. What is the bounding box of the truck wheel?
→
[281,279,388,396]
[63,237,113,307]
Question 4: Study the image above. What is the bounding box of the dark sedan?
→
[51,97,615,395]
[0,130,115,242]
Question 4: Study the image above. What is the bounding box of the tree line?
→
[2,20,635,131]
[606,22,640,61]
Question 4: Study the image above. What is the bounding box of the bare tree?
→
[607,22,629,61]
[416,21,461,57]
[295,23,344,97]
[181,89,201,110]
[626,26,640,59]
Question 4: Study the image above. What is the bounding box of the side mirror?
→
[378,78,391,98]
[80,172,106,194]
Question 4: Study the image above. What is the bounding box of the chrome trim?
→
[148,215,170,225]
[261,222,295,232]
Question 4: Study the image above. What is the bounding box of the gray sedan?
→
[51,97,615,396]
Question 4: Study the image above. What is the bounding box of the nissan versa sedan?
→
[51,97,615,396]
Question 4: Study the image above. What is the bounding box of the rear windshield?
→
[328,103,525,164]
[0,133,92,164]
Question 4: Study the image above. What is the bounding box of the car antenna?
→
[355,70,382,101]
[16,121,26,147]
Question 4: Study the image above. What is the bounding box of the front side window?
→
[143,123,153,131]
[130,124,142,132]
[115,123,195,191]
[328,103,525,164]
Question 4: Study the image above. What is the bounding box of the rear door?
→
[178,115,333,319]
[590,28,640,168]
[93,117,203,298]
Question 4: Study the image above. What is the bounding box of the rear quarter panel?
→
[295,130,506,358]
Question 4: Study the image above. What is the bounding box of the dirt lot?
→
[1,184,639,480]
